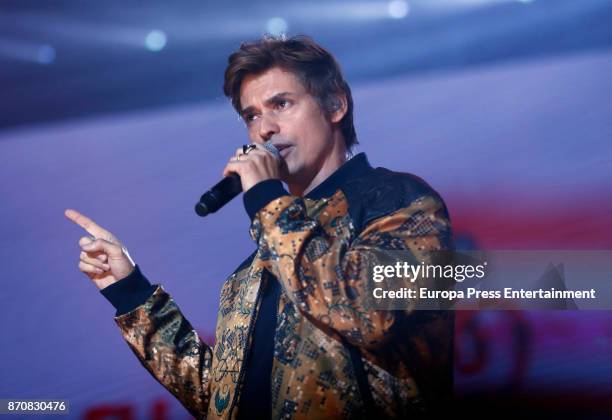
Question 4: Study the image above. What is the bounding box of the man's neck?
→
[287,136,347,197]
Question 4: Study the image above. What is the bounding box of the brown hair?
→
[223,34,358,152]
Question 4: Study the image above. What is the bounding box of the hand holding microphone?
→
[195,142,283,217]
[224,142,283,191]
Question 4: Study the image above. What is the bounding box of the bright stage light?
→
[388,0,410,19]
[266,17,288,36]
[145,30,167,52]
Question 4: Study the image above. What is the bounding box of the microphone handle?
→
[195,173,242,217]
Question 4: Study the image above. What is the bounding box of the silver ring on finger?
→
[243,144,256,155]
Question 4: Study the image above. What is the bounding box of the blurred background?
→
[1,0,612,418]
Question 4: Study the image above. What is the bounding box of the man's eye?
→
[244,114,257,124]
[277,100,290,109]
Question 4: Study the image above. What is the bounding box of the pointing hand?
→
[65,209,135,290]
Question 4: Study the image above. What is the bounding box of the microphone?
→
[194,173,242,217]
[194,142,281,217]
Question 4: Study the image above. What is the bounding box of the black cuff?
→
[100,265,157,316]
[243,179,289,220]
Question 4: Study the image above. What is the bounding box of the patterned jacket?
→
[102,153,454,419]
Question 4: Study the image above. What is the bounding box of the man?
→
[66,35,454,419]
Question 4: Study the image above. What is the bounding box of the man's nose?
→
[258,114,280,142]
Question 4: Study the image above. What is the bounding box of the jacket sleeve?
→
[247,186,453,350]
[101,267,213,419]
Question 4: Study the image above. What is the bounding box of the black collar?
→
[305,152,372,200]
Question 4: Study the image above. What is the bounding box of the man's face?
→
[239,66,339,185]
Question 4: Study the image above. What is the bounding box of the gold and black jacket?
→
[101,153,455,419]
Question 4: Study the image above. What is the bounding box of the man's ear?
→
[328,94,348,124]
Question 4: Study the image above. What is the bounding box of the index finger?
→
[64,209,110,237]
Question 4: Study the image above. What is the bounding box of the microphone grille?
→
[263,142,281,160]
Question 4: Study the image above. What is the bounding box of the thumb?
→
[81,238,123,258]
